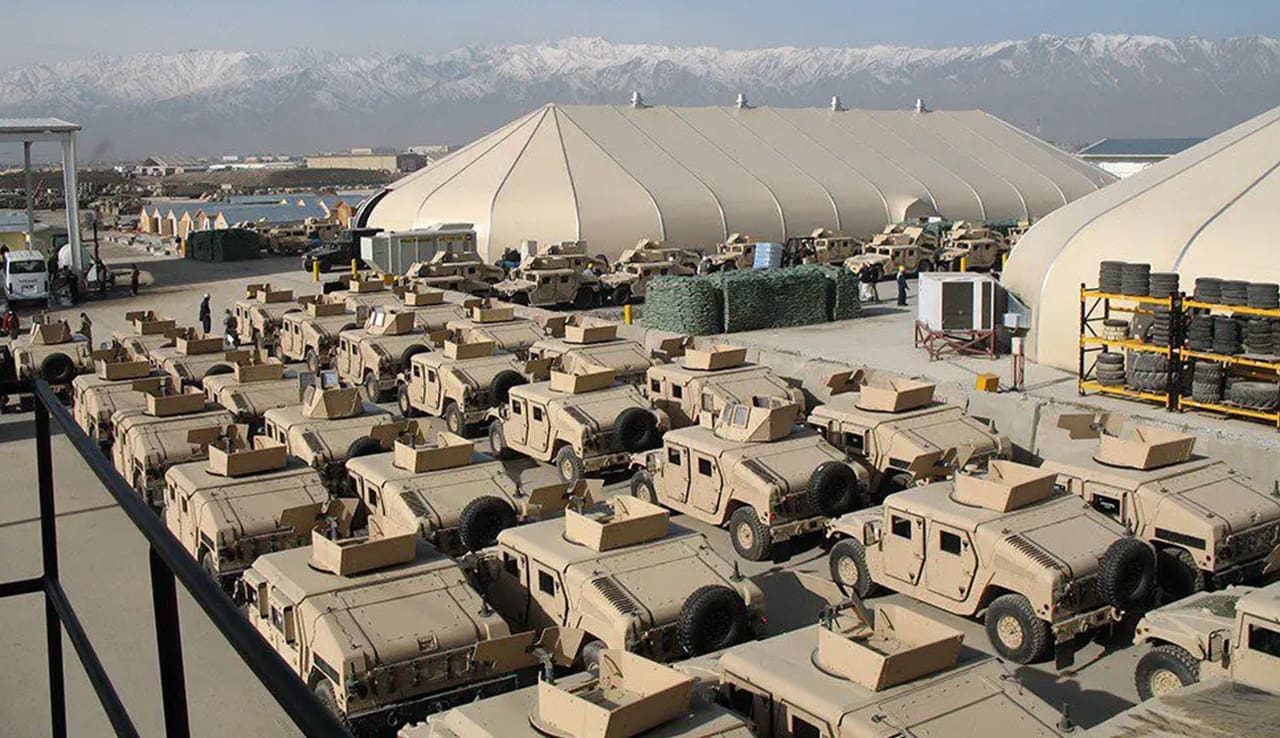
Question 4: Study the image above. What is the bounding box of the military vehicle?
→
[394,288,469,332]
[486,366,666,485]
[341,277,406,322]
[347,431,578,554]
[404,251,504,295]
[698,234,755,273]
[844,224,939,280]
[231,284,301,351]
[937,221,1009,271]
[72,358,164,447]
[1042,415,1280,601]
[492,242,601,308]
[260,375,397,493]
[398,650,753,738]
[13,319,93,385]
[709,597,1071,738]
[110,385,236,508]
[1085,583,1280,735]
[445,304,555,360]
[241,523,536,733]
[786,227,863,265]
[154,330,250,388]
[631,397,862,561]
[528,322,662,387]
[597,239,701,304]
[806,372,1007,495]
[397,339,534,436]
[645,345,805,429]
[476,494,766,665]
[201,356,299,426]
[826,461,1157,663]
[335,307,435,403]
[111,311,179,361]
[276,299,359,372]
[162,430,330,590]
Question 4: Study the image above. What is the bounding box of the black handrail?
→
[0,380,352,738]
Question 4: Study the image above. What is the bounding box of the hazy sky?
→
[6,0,1280,68]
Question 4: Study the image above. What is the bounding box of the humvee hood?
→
[996,499,1124,579]
[575,536,726,627]
[730,434,846,492]
[1085,677,1280,738]
[448,358,519,391]
[1158,463,1280,535]
[191,473,327,540]
[562,343,653,377]
[122,411,236,467]
[892,411,1002,459]
[384,463,514,532]
[223,381,301,417]
[551,385,647,428]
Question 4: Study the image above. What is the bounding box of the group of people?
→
[854,262,912,307]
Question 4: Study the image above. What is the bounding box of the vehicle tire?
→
[312,680,345,723]
[613,285,632,306]
[443,402,466,436]
[915,260,934,275]
[39,353,77,384]
[1157,547,1206,602]
[490,370,526,405]
[554,445,584,487]
[488,421,513,460]
[573,288,598,310]
[728,506,772,561]
[458,496,518,552]
[509,292,530,306]
[345,436,382,460]
[397,383,419,417]
[580,639,607,671]
[362,371,385,404]
[1135,644,1201,701]
[629,471,658,504]
[807,462,860,516]
[870,265,883,282]
[677,585,749,656]
[304,348,322,374]
[203,363,234,380]
[828,539,878,598]
[615,407,660,452]
[399,344,428,370]
[985,593,1051,664]
[1098,537,1157,611]
[887,471,916,492]
[199,550,217,580]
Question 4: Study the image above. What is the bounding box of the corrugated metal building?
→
[1003,104,1280,370]
[359,103,1113,260]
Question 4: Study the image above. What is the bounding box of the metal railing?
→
[0,379,352,738]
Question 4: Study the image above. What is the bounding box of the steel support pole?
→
[60,133,83,274]
[23,141,37,248]
[149,548,191,738]
[35,402,67,738]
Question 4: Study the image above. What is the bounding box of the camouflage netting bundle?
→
[641,275,723,335]
[795,264,863,321]
[722,268,829,332]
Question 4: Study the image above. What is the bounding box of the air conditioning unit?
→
[917,273,1000,332]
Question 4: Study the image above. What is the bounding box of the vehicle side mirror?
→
[1207,630,1227,664]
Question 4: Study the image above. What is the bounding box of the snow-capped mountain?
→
[3,34,1278,159]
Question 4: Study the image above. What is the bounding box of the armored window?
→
[180,496,188,514]
[559,276,570,284]
[270,607,285,633]
[538,569,556,595]
[426,369,436,382]
[282,606,296,644]
[697,458,713,477]
[650,379,661,393]
[511,401,522,415]
[700,392,714,411]
[939,530,962,555]
[412,365,421,378]
[672,385,683,399]
[732,405,749,427]
[843,432,865,452]
[1248,624,1280,659]
[503,553,520,577]
[668,447,681,464]
[790,715,822,738]
[366,486,378,509]
[1090,494,1121,517]
[890,515,912,539]
[532,406,544,422]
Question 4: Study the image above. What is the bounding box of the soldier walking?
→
[78,312,93,347]
[896,266,909,307]
[199,293,212,335]
[130,265,140,296]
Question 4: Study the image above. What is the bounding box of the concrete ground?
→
[0,244,1168,735]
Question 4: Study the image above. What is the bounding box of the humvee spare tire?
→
[808,462,859,516]
[458,496,517,552]
[204,363,234,379]
[1098,537,1156,611]
[677,585,749,656]
[490,370,526,404]
[399,344,428,369]
[39,353,77,384]
[616,407,660,452]
[346,436,383,460]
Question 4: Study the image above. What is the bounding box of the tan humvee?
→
[260,377,396,492]
[1086,583,1280,736]
[200,356,299,425]
[445,304,555,360]
[632,398,862,561]
[335,307,436,402]
[709,597,1069,738]
[154,330,250,388]
[241,524,536,732]
[110,385,236,507]
[476,495,766,665]
[698,233,756,273]
[398,339,535,435]
[645,345,805,429]
[598,239,701,304]
[276,299,359,372]
[13,319,94,384]
[347,431,577,554]
[340,276,405,322]
[486,366,667,485]
[405,251,504,295]
[395,288,470,332]
[162,430,329,590]
[72,359,164,446]
[111,311,179,361]
[231,284,301,350]
[826,461,1157,663]
[937,221,1008,271]
[528,322,663,388]
[399,649,753,738]
[1042,416,1280,602]
[807,372,1008,495]
[844,224,939,280]
[791,227,863,265]
[492,241,601,308]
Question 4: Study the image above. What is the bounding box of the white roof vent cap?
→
[630,91,647,109]
[915,98,929,114]
[735,93,751,109]
[831,95,844,112]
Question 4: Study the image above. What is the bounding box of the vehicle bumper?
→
[768,514,828,543]
[1050,606,1121,643]
[583,451,632,473]
[1210,555,1270,586]
[345,671,525,737]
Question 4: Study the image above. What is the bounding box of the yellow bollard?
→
[312,259,320,282]
[959,256,967,272]
[351,259,358,278]
[1001,252,1008,269]
[623,304,633,325]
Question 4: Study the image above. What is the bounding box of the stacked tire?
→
[1244,319,1276,355]
[1212,316,1242,355]
[1187,314,1215,351]
[1221,280,1250,307]
[1148,272,1180,299]
[1096,353,1125,386]
[1247,282,1279,310]
[1102,318,1129,342]
[1226,381,1280,411]
[1127,352,1170,392]
[1147,307,1175,347]
[1193,277,1222,304]
[1190,362,1224,404]
[1121,263,1151,296]
[1099,261,1126,294]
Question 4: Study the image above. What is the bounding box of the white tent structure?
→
[360,103,1111,260]
[1003,104,1280,370]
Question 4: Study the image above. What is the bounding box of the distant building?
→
[406,144,451,157]
[1076,138,1205,178]
[305,152,426,173]
[134,155,210,176]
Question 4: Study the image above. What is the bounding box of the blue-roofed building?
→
[1077,137,1205,178]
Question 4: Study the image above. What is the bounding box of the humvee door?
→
[882,508,926,587]
[658,443,692,504]
[924,522,977,602]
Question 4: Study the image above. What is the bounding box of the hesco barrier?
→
[642,265,861,335]
[184,228,263,262]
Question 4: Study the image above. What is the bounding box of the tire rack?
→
[1180,298,1280,428]
[1078,285,1181,412]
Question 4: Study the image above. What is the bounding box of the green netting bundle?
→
[722,268,828,332]
[641,275,723,335]
[794,264,862,321]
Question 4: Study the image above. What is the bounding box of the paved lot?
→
[1,246,1153,735]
